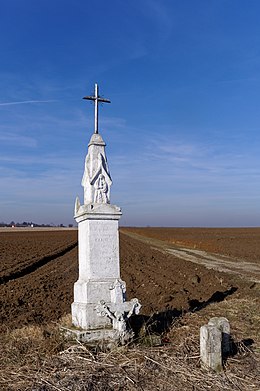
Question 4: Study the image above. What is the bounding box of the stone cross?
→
[83,83,111,134]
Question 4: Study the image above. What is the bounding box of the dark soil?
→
[0,228,256,332]
[122,227,260,262]
[0,230,77,280]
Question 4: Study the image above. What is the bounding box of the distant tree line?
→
[0,221,74,228]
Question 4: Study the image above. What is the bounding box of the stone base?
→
[71,301,112,329]
[72,206,123,330]
[60,326,133,348]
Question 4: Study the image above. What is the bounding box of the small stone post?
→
[208,317,231,356]
[200,317,231,371]
[200,324,222,372]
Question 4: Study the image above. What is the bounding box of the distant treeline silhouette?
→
[0,221,74,228]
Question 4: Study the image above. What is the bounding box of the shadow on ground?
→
[129,286,238,336]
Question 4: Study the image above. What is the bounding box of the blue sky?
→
[0,0,260,226]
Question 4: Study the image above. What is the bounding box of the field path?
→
[121,231,260,284]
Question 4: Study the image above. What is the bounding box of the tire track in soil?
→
[122,231,260,284]
[0,241,78,285]
[166,248,260,283]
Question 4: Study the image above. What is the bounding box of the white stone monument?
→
[71,84,141,344]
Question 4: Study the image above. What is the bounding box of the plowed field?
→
[0,227,259,332]
[122,227,260,262]
[0,229,77,283]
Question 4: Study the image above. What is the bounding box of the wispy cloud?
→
[0,133,37,148]
[0,100,58,107]
[100,116,127,129]
[142,0,173,41]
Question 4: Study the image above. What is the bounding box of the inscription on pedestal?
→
[88,220,120,279]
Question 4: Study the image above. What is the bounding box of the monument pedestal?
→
[70,201,141,345]
[72,203,122,330]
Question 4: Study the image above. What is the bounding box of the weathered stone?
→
[61,326,117,345]
[200,324,222,372]
[208,317,231,356]
[191,274,201,284]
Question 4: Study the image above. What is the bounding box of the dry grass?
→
[0,296,259,391]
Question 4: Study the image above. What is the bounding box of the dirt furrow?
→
[0,241,78,285]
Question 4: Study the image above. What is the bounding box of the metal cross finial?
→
[83,83,111,134]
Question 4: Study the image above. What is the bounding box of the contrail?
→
[0,100,57,106]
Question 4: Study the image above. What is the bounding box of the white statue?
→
[80,83,113,206]
[81,143,112,205]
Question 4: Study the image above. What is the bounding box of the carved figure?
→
[110,279,126,303]
[94,174,108,203]
[95,278,141,344]
[82,147,112,205]
[95,298,141,344]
